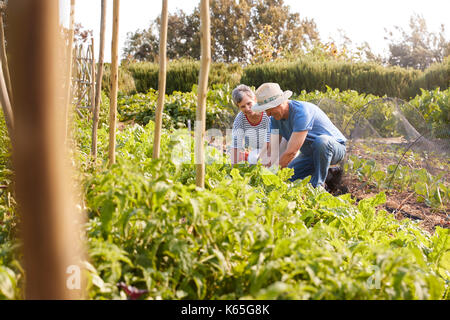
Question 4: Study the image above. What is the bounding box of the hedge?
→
[241,58,425,100]
[101,58,449,99]
[123,59,243,94]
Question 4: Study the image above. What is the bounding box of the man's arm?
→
[267,134,283,167]
[279,131,307,168]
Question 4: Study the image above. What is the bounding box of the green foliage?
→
[345,154,449,210]
[117,84,237,130]
[242,57,422,99]
[124,59,243,94]
[0,87,449,300]
[409,87,450,139]
[0,110,11,169]
[123,0,319,64]
[74,122,449,300]
[101,63,137,96]
[113,57,447,102]
[407,58,450,98]
[0,111,22,300]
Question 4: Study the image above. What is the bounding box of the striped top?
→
[232,111,271,150]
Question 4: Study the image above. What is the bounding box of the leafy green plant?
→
[409,87,450,139]
[76,122,449,300]
[1,87,449,301]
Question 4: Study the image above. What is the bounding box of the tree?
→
[249,0,319,58]
[210,0,252,62]
[123,24,158,61]
[123,0,320,63]
[123,9,200,62]
[385,14,450,70]
[250,25,282,64]
[164,9,200,59]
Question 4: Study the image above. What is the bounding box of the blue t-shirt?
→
[270,100,347,144]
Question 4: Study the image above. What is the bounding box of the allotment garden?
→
[1,84,449,300]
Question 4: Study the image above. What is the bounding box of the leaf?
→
[414,182,428,196]
[230,168,242,181]
[100,198,116,234]
[0,266,16,299]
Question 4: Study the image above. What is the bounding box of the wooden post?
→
[90,37,96,115]
[109,0,120,165]
[0,61,13,139]
[7,0,84,299]
[92,0,107,160]
[195,0,211,188]
[152,0,169,159]
[0,8,12,106]
[63,0,75,142]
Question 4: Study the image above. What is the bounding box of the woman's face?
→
[237,94,257,116]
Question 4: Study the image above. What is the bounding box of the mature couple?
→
[231,83,346,189]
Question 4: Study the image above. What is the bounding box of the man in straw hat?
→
[252,83,347,188]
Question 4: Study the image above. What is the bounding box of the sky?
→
[60,0,450,62]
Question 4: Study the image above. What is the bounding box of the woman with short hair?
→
[230,84,271,165]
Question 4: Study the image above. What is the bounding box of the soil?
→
[330,175,449,234]
[330,140,449,234]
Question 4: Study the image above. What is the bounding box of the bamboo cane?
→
[0,11,12,106]
[0,61,13,138]
[90,37,95,116]
[109,0,120,165]
[195,0,211,188]
[152,0,169,159]
[7,0,84,299]
[63,0,75,143]
[92,0,107,160]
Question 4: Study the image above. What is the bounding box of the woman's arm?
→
[231,114,245,165]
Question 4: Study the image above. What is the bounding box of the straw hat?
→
[251,83,292,112]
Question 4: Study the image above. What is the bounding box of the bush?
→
[124,59,243,94]
[117,84,237,130]
[241,58,421,99]
[113,57,448,100]
[102,63,137,96]
[409,87,450,139]
[407,58,450,99]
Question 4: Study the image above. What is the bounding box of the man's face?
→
[265,104,283,120]
[237,94,257,116]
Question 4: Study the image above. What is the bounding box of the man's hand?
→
[279,131,307,168]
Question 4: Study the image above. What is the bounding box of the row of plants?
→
[1,89,449,299]
[242,57,449,100]
[117,84,237,130]
[105,57,449,100]
[75,120,448,299]
[345,154,449,210]
[408,87,450,139]
[115,85,449,139]
[102,59,243,96]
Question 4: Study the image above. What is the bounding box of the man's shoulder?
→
[290,100,317,109]
[289,100,315,116]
